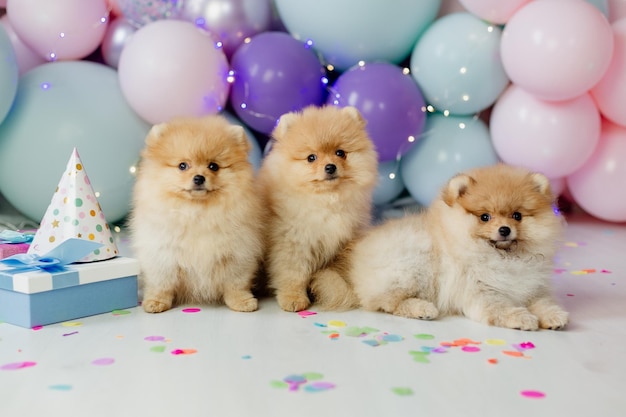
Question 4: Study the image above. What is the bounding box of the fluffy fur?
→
[129,115,264,313]
[348,164,569,330]
[258,105,378,312]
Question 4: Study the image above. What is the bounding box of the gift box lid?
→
[0,257,140,294]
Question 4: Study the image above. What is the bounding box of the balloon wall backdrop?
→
[0,0,624,223]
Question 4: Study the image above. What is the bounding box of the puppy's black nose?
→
[193,175,205,186]
[325,164,337,175]
[499,226,511,237]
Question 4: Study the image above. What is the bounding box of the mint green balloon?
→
[274,0,441,72]
[0,25,18,124]
[0,61,150,223]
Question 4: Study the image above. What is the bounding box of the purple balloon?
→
[230,31,326,134]
[327,62,426,162]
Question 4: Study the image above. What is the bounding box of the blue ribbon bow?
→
[0,230,35,244]
[1,238,104,271]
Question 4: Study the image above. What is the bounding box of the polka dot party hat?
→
[27,148,119,262]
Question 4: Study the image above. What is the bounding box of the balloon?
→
[327,62,426,162]
[591,18,626,127]
[117,0,182,28]
[410,12,509,116]
[458,0,531,24]
[500,0,613,101]
[373,160,405,206]
[0,24,18,125]
[0,16,46,76]
[400,113,499,206]
[101,17,136,69]
[229,31,326,134]
[490,85,601,178]
[586,0,610,17]
[567,119,626,222]
[6,0,109,61]
[0,61,151,223]
[274,0,441,72]
[118,20,230,125]
[179,0,273,58]
[608,0,626,22]
[221,111,263,172]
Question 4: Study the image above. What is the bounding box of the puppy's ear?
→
[530,172,553,197]
[228,125,251,152]
[145,123,167,145]
[341,106,365,124]
[442,174,474,207]
[272,112,299,140]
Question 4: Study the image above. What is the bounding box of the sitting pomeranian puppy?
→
[258,105,378,312]
[129,115,264,313]
[348,164,569,330]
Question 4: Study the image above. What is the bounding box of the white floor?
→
[0,206,625,417]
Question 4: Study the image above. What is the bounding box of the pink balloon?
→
[608,0,626,22]
[501,0,613,101]
[0,16,46,75]
[118,20,230,124]
[6,0,109,61]
[591,19,626,127]
[458,0,531,24]
[490,84,601,178]
[549,176,566,197]
[567,119,626,222]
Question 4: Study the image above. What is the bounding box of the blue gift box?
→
[0,257,139,328]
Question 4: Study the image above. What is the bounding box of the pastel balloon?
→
[0,16,46,76]
[6,0,109,61]
[0,61,151,223]
[490,85,601,178]
[328,62,426,162]
[400,114,499,206]
[458,0,531,24]
[230,31,325,134]
[549,177,567,198]
[118,0,182,28]
[567,119,626,222]
[501,0,613,101]
[274,0,441,72]
[0,24,18,125]
[410,12,509,116]
[591,18,626,127]
[373,160,406,206]
[118,20,229,124]
[180,0,273,58]
[101,17,136,69]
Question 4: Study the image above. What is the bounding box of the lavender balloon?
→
[180,0,273,58]
[101,17,136,69]
[230,31,326,134]
[327,62,426,162]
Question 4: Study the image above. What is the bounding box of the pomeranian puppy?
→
[129,115,264,313]
[348,164,569,330]
[258,105,378,312]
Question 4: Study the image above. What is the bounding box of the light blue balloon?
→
[0,25,18,125]
[0,61,151,223]
[373,159,405,206]
[222,111,263,172]
[400,113,499,206]
[274,0,441,72]
[410,12,509,116]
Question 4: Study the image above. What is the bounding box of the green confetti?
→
[112,309,131,316]
[302,372,324,381]
[270,380,289,389]
[150,346,166,353]
[392,387,414,396]
[414,333,435,340]
[409,350,431,363]
[345,326,379,337]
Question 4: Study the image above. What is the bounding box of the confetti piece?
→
[284,374,307,391]
[313,322,327,327]
[553,268,567,274]
[601,269,612,273]
[392,387,414,396]
[62,322,82,327]
[182,308,201,313]
[362,339,382,347]
[144,335,166,342]
[91,358,115,366]
[461,346,481,353]
[302,372,324,381]
[485,339,506,346]
[518,342,536,350]
[487,358,498,364]
[62,331,78,337]
[327,320,347,327]
[566,294,575,297]
[270,381,289,389]
[520,390,546,399]
[111,309,131,316]
[31,325,43,331]
[171,349,197,355]
[150,346,166,353]
[344,326,379,337]
[241,355,252,360]
[329,332,340,340]
[381,334,403,342]
[441,338,480,347]
[49,384,72,391]
[1,361,37,371]
[409,351,431,363]
[414,333,435,340]
[298,310,317,317]
[502,350,529,358]
[303,382,336,393]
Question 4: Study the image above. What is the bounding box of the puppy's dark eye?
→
[512,212,522,221]
[178,162,188,171]
[480,213,491,222]
[208,162,219,172]
[335,149,346,158]
[307,154,317,163]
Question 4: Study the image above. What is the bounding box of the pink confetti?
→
[520,390,546,399]
[171,349,197,355]
[298,310,317,318]
[182,308,201,313]
[461,346,481,353]
[31,326,43,331]
[91,358,115,366]
[1,361,37,371]
[601,269,612,273]
[144,335,166,342]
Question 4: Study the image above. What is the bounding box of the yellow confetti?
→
[564,242,579,247]
[485,339,507,346]
[327,320,347,328]
[61,321,82,327]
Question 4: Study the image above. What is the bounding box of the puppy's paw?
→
[225,296,258,313]
[497,308,538,331]
[538,309,569,330]
[142,299,172,314]
[277,292,311,312]
[394,298,439,320]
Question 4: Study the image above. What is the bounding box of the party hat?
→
[27,148,119,262]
